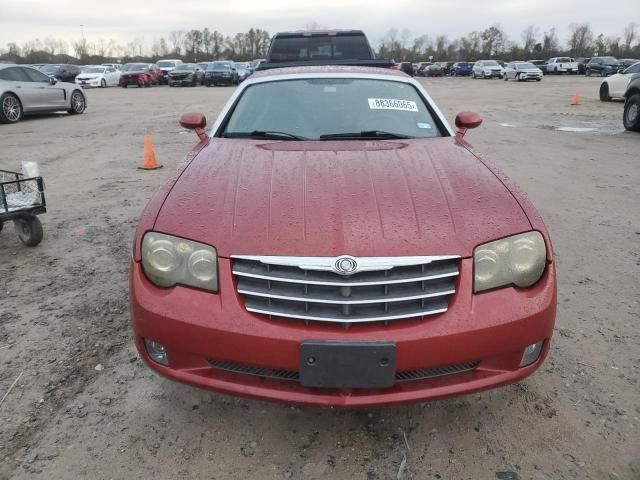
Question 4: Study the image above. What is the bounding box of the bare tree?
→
[521,25,539,55]
[567,23,594,57]
[133,37,145,57]
[169,30,185,56]
[542,28,559,57]
[481,25,507,57]
[623,22,637,53]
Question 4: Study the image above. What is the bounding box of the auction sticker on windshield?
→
[368,98,419,112]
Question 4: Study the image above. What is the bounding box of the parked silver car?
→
[471,60,504,79]
[0,64,87,124]
[503,62,543,82]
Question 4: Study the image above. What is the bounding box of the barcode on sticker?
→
[368,98,418,112]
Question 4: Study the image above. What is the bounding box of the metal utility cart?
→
[0,169,46,246]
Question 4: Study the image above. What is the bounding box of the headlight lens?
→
[142,232,218,291]
[473,231,546,292]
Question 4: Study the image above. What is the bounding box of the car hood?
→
[122,70,147,75]
[154,138,532,258]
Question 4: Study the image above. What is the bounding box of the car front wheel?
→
[0,92,22,123]
[623,94,640,131]
[599,83,611,101]
[67,90,86,115]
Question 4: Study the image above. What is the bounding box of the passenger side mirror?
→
[179,112,208,141]
[454,112,482,139]
[49,77,57,85]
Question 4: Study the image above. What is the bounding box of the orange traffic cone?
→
[571,92,581,106]
[139,134,163,170]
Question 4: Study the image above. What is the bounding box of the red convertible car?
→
[129,66,556,407]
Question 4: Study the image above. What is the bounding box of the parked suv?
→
[38,64,82,82]
[472,60,504,79]
[451,62,472,76]
[575,57,591,74]
[585,57,620,77]
[259,30,392,70]
[203,61,238,86]
[156,59,183,84]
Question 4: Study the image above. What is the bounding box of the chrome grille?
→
[232,255,460,325]
[208,358,479,383]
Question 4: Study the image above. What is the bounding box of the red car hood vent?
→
[154,138,531,258]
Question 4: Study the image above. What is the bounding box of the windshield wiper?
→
[319,130,412,140]
[223,130,306,140]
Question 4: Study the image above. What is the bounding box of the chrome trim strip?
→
[245,305,448,323]
[232,268,459,287]
[232,254,460,275]
[238,287,456,305]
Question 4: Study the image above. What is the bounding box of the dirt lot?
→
[0,75,638,480]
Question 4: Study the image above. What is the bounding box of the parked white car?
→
[600,61,640,101]
[545,57,578,74]
[504,62,543,81]
[75,65,120,88]
[471,60,504,79]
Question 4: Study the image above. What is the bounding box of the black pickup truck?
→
[257,30,393,70]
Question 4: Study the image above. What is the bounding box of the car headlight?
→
[473,231,546,293]
[141,232,218,292]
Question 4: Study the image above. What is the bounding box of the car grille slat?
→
[208,359,479,383]
[232,256,459,325]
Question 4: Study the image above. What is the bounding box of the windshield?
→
[601,57,618,64]
[483,61,499,67]
[81,67,106,73]
[516,63,536,69]
[122,63,148,71]
[222,78,442,140]
[176,64,196,71]
[39,65,60,73]
[157,61,178,68]
[209,62,231,70]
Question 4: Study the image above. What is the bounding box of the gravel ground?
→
[0,75,638,480]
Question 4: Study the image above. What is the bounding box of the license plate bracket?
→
[299,340,396,389]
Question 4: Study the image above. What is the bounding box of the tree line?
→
[378,22,639,62]
[0,28,271,64]
[0,23,638,65]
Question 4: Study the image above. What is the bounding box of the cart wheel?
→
[14,216,43,246]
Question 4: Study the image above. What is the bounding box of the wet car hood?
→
[154,138,532,258]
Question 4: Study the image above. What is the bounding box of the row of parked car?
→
[27,59,266,89]
[397,56,639,79]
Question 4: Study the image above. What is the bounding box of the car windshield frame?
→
[215,74,449,141]
[81,67,107,73]
[122,63,149,72]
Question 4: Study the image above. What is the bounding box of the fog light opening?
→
[144,338,169,366]
[519,341,544,367]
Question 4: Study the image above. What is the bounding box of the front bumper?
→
[168,77,194,86]
[129,258,556,407]
[483,71,502,78]
[76,78,102,87]
[205,75,234,85]
[119,76,145,86]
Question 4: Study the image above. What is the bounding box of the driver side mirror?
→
[49,77,57,85]
[454,112,482,139]
[179,112,208,141]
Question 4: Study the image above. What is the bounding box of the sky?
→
[0,0,637,49]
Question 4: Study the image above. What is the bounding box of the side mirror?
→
[179,112,208,141]
[454,112,482,139]
[49,77,57,85]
